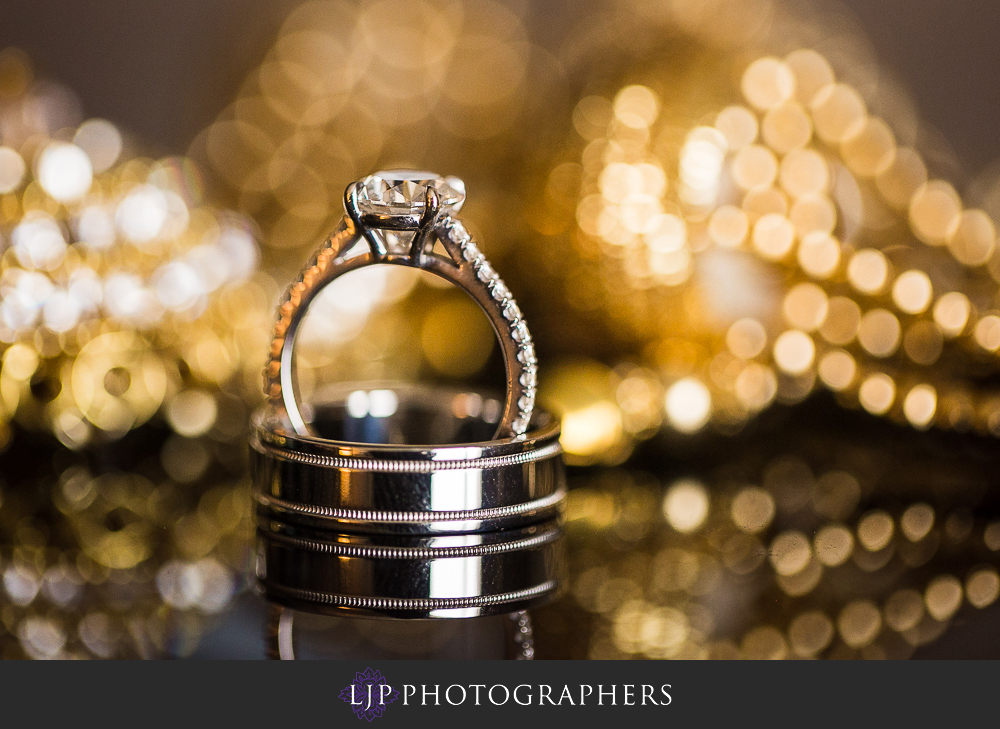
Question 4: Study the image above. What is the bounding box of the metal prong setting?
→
[408,185,441,263]
[344,181,443,264]
[345,181,387,259]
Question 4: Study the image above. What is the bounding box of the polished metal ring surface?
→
[267,606,535,659]
[252,385,566,619]
[251,385,565,535]
[263,170,537,440]
[256,518,563,619]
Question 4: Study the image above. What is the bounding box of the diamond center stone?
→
[358,170,466,216]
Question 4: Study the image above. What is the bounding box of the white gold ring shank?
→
[263,171,538,440]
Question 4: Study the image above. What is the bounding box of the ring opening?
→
[293,264,507,441]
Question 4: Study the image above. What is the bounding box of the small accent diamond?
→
[462,242,480,261]
[511,321,530,342]
[449,219,469,242]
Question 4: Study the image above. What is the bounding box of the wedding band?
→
[256,517,562,619]
[252,384,565,618]
[263,170,537,440]
[252,384,565,535]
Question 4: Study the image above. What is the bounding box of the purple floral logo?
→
[339,667,400,721]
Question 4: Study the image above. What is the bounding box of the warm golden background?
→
[1,0,999,659]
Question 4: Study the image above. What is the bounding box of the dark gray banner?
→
[3,660,992,726]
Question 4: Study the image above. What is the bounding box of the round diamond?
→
[358,170,465,216]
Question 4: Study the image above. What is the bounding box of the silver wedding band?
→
[253,385,564,618]
[252,385,564,534]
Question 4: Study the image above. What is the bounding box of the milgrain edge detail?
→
[260,528,561,559]
[251,434,562,473]
[256,487,566,524]
[263,580,559,611]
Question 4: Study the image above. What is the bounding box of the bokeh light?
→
[3,0,1000,663]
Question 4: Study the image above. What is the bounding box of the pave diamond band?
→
[264,170,536,440]
[440,214,537,433]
